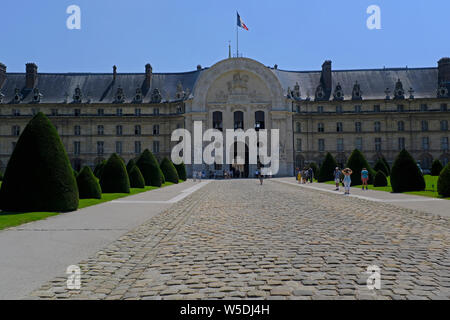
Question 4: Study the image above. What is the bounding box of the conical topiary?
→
[129,165,145,188]
[437,163,450,197]
[136,149,162,187]
[174,162,187,181]
[373,159,389,178]
[318,153,338,182]
[159,166,166,184]
[0,169,3,181]
[77,166,102,199]
[380,156,391,176]
[390,149,425,193]
[93,160,106,179]
[160,157,179,184]
[431,159,444,176]
[309,162,319,179]
[373,170,388,187]
[0,112,79,212]
[126,158,136,174]
[99,153,130,193]
[73,168,79,178]
[346,149,376,186]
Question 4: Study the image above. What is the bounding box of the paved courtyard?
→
[29,179,450,300]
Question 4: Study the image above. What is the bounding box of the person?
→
[334,167,341,191]
[361,167,369,191]
[308,167,314,183]
[295,167,299,181]
[342,168,353,195]
[193,170,197,182]
[259,170,264,185]
[302,168,308,184]
[297,169,302,184]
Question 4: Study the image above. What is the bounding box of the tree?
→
[77,166,102,199]
[129,165,145,188]
[390,149,425,193]
[174,162,187,181]
[346,149,375,186]
[99,153,130,193]
[317,153,338,182]
[308,162,319,179]
[136,149,162,187]
[0,169,3,181]
[380,156,391,176]
[0,112,79,212]
[437,163,450,197]
[431,159,444,176]
[373,159,389,177]
[126,158,136,174]
[93,160,106,179]
[373,170,388,187]
[160,157,179,184]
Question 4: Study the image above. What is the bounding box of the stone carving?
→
[437,82,449,98]
[176,81,185,100]
[115,86,125,103]
[315,84,325,100]
[13,88,22,103]
[32,87,42,103]
[394,79,405,99]
[73,87,82,103]
[227,72,249,95]
[352,81,362,100]
[293,82,301,99]
[333,82,344,100]
[151,88,162,103]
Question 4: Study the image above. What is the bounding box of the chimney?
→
[113,65,117,81]
[145,63,152,89]
[320,60,332,97]
[25,62,38,89]
[0,62,6,88]
[438,57,450,87]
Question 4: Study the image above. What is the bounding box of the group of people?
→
[192,170,205,182]
[333,167,369,195]
[296,167,314,184]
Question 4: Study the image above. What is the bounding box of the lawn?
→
[0,181,180,231]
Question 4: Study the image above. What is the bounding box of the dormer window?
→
[73,87,82,103]
[0,92,4,103]
[438,83,449,98]
[13,88,22,104]
[32,88,42,103]
[115,86,125,103]
[352,81,362,100]
[134,88,142,103]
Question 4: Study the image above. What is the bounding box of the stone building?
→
[0,57,449,177]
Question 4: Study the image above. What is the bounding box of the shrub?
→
[431,159,444,176]
[318,153,338,182]
[380,156,391,176]
[346,149,376,186]
[308,162,319,179]
[99,153,130,193]
[373,170,388,187]
[136,149,162,187]
[390,149,425,193]
[129,165,145,188]
[174,162,187,181]
[0,112,79,212]
[159,167,166,184]
[73,168,79,178]
[126,158,136,174]
[0,170,3,181]
[160,157,179,184]
[373,159,389,177]
[77,166,102,199]
[93,160,106,179]
[437,163,450,197]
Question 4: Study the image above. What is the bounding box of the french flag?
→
[237,12,249,31]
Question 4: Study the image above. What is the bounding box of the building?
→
[0,57,449,177]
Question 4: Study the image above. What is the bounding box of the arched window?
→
[255,111,265,131]
[213,111,223,131]
[234,111,244,130]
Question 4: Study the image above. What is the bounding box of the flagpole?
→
[236,15,239,57]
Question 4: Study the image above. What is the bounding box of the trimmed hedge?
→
[0,112,79,212]
[126,158,136,174]
[159,167,166,184]
[136,149,162,187]
[93,160,106,179]
[431,159,444,176]
[380,156,390,176]
[346,149,375,186]
[129,165,145,188]
[0,170,3,181]
[77,166,102,199]
[99,153,130,193]
[391,149,425,193]
[373,170,388,187]
[160,157,179,184]
[174,162,187,181]
[318,153,338,182]
[437,163,450,197]
[374,159,389,177]
[308,162,319,178]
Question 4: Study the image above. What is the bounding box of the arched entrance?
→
[229,142,249,178]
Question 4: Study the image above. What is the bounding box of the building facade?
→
[0,57,449,177]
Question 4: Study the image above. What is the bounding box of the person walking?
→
[361,167,369,191]
[334,167,341,191]
[297,169,302,184]
[308,167,314,183]
[342,168,353,195]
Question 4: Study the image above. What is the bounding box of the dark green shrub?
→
[373,170,388,187]
[437,163,450,197]
[0,170,3,181]
[318,153,338,182]
[160,157,179,184]
[136,149,162,187]
[93,160,106,179]
[129,165,145,188]
[346,149,376,186]
[77,166,102,199]
[99,153,130,193]
[380,156,390,176]
[390,149,425,193]
[159,167,166,184]
[73,168,79,178]
[374,159,389,177]
[0,112,79,212]
[174,162,187,181]
[308,162,319,179]
[126,158,136,174]
[431,159,444,176]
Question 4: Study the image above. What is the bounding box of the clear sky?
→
[1,0,449,73]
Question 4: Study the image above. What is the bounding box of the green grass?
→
[0,181,178,230]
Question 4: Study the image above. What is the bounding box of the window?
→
[176,123,183,129]
[213,111,223,131]
[422,137,430,151]
[337,138,344,152]
[421,120,428,132]
[318,139,325,152]
[295,122,301,133]
[355,137,363,151]
[375,138,382,152]
[74,125,81,136]
[255,111,265,130]
[135,141,141,154]
[398,121,405,132]
[336,105,343,113]
[441,104,448,112]
[296,139,302,151]
[234,111,244,130]
[97,109,104,116]
[12,109,20,116]
[354,105,361,113]
[153,140,160,153]
[441,137,449,151]
[374,105,380,113]
[374,121,381,132]
[135,108,141,116]
[153,108,160,115]
[97,141,104,155]
[153,124,160,135]
[74,109,81,116]
[420,104,428,112]
[12,125,20,136]
[317,106,324,113]
[116,125,123,136]
[398,137,406,150]
[135,125,141,136]
[336,122,343,132]
[116,141,122,154]
[51,109,58,116]
[397,105,404,112]
[97,125,104,136]
[355,122,362,133]
[74,141,81,155]
[116,108,122,116]
[318,123,324,132]
[441,120,448,131]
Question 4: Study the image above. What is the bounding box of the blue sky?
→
[1,0,449,73]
